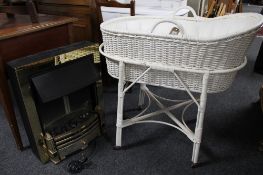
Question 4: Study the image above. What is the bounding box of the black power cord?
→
[67,140,97,174]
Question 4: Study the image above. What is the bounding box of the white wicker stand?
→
[100,44,247,165]
[99,7,263,166]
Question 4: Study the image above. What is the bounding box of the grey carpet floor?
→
[1,8,263,175]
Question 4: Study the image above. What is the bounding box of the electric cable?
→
[67,140,97,174]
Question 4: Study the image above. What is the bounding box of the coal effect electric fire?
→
[7,41,103,164]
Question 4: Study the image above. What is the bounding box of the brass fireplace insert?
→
[7,41,103,164]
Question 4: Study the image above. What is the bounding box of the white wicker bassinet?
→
[100,11,263,93]
[99,7,263,166]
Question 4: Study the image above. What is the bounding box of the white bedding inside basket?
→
[101,13,263,41]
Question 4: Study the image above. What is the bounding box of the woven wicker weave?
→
[101,12,263,93]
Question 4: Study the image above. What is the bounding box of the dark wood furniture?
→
[0,0,38,23]
[35,0,135,42]
[95,0,135,85]
[95,0,135,42]
[95,0,135,30]
[0,14,76,150]
[35,0,100,42]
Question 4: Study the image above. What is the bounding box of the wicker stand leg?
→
[191,73,209,167]
[115,61,126,149]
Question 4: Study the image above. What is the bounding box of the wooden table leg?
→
[0,58,23,150]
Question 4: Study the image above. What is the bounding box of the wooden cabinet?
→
[35,0,100,42]
[0,14,76,150]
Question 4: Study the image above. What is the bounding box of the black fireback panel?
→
[30,56,99,103]
[7,41,103,163]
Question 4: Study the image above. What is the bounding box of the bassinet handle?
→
[150,20,185,36]
[173,6,198,18]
